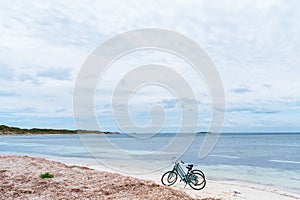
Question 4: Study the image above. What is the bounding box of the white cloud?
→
[0,0,299,131]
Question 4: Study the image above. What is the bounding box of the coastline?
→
[1,155,299,200]
[0,125,120,135]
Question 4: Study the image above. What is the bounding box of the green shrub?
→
[39,172,54,179]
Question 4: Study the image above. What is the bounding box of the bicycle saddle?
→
[186,164,193,170]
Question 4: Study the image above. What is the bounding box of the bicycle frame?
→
[172,162,189,182]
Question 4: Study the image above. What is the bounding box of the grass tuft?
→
[39,172,54,179]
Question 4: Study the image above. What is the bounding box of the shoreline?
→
[76,161,300,200]
[36,154,299,195]
[0,125,120,135]
[1,155,299,200]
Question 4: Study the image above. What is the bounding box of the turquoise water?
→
[0,133,299,191]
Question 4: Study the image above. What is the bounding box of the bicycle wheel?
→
[187,171,206,190]
[191,169,205,179]
[161,171,178,186]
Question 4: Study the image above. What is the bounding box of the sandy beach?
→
[0,155,202,200]
[1,155,299,200]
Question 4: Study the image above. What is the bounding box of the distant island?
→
[0,125,119,135]
[196,131,212,134]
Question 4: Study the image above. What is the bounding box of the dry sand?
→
[1,155,299,200]
[0,155,215,200]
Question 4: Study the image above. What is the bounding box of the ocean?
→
[0,132,299,191]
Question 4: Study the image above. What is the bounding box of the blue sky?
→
[0,0,300,132]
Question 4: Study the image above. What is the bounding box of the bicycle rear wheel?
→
[161,171,178,186]
[191,169,205,178]
[187,171,206,190]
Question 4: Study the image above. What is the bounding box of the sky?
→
[0,0,300,132]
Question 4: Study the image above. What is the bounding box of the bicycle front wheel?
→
[161,171,178,186]
[187,171,206,190]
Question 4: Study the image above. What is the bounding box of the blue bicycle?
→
[161,160,206,190]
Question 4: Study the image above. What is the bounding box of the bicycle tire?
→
[191,169,205,179]
[161,171,178,186]
[187,171,206,190]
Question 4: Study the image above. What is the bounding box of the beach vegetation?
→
[0,124,119,135]
[39,172,54,179]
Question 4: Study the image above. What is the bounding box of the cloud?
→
[162,99,178,109]
[0,0,300,131]
[37,68,71,80]
[0,64,14,81]
[252,109,280,114]
[262,83,272,89]
[230,86,251,94]
[226,106,280,114]
[0,91,18,97]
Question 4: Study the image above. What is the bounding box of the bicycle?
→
[161,160,206,190]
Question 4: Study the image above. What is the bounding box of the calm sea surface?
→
[1,132,299,191]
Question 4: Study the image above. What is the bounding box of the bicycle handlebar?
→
[171,157,188,165]
[172,159,185,164]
